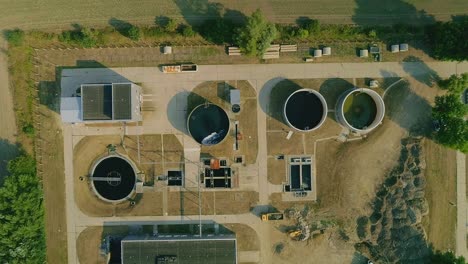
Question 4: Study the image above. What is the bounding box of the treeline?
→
[433,73,468,152]
[0,154,46,263]
[5,11,467,60]
[427,16,468,61]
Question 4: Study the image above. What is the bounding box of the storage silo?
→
[187,103,230,146]
[283,89,328,132]
[336,88,385,133]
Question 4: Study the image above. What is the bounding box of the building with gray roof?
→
[60,83,142,123]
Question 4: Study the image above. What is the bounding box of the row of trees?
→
[0,154,46,263]
[433,73,468,152]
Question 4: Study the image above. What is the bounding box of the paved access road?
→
[61,61,468,263]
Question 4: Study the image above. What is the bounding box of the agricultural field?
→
[0,0,467,30]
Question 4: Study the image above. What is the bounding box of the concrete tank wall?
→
[90,154,138,203]
[283,89,328,132]
[336,88,385,134]
[187,103,230,146]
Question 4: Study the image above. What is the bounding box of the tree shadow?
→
[382,70,432,137]
[0,139,20,185]
[108,18,134,38]
[401,56,440,87]
[174,0,246,44]
[352,0,435,26]
[352,0,436,57]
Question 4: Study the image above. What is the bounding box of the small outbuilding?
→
[391,44,400,53]
[359,49,369,58]
[369,46,380,54]
[163,46,172,54]
[399,43,409,52]
[322,47,331,56]
[313,49,322,58]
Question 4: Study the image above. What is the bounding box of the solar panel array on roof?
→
[121,238,236,264]
[81,83,134,121]
[112,83,132,120]
[82,84,112,120]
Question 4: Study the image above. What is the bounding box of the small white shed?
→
[399,43,409,52]
[322,46,331,56]
[314,49,322,58]
[163,46,172,54]
[359,49,369,58]
[391,45,400,53]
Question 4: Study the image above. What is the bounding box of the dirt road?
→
[0,38,18,178]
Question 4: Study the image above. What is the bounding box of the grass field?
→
[0,0,466,30]
[422,140,457,251]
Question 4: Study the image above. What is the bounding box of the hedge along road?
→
[0,0,467,30]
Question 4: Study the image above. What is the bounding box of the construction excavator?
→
[288,230,303,240]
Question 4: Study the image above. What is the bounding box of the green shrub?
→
[80,27,98,47]
[127,26,141,41]
[428,16,468,61]
[58,27,99,47]
[4,29,25,46]
[303,19,320,34]
[21,123,35,137]
[368,29,377,39]
[0,154,45,263]
[181,25,196,37]
[236,9,277,56]
[164,18,178,33]
[58,31,72,43]
[438,73,468,95]
[297,28,309,39]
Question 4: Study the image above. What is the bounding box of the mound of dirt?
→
[355,137,430,263]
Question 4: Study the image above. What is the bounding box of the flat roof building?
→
[119,235,237,264]
[60,83,142,123]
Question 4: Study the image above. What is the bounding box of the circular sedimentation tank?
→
[187,103,230,146]
[336,88,385,133]
[283,89,328,132]
[90,156,137,203]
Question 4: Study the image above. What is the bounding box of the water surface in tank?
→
[343,92,377,130]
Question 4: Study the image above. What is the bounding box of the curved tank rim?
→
[338,88,385,133]
[187,103,231,146]
[283,88,328,132]
[90,154,137,203]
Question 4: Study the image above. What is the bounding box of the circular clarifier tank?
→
[336,88,385,133]
[283,89,328,132]
[91,156,137,203]
[187,103,230,146]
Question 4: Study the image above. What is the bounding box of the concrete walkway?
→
[62,61,468,264]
